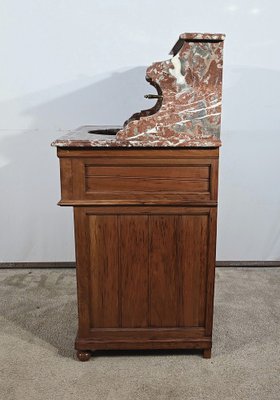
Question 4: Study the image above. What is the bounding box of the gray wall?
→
[0,0,279,262]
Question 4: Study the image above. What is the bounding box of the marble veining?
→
[52,33,225,148]
[52,125,221,147]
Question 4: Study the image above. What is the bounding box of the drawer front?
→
[85,164,209,193]
[58,149,218,205]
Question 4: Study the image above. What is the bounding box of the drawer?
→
[85,164,209,193]
[58,148,219,205]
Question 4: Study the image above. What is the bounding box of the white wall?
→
[0,0,279,262]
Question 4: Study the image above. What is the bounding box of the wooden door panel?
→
[119,215,149,328]
[88,215,119,328]
[150,214,208,328]
[87,213,149,329]
[150,215,179,327]
[178,215,208,327]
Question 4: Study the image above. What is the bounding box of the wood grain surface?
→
[58,148,219,359]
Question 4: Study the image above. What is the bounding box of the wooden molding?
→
[0,261,279,269]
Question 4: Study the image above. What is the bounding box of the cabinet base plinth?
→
[75,335,212,359]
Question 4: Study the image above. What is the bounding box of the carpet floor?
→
[0,267,279,400]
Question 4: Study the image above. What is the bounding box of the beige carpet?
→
[0,268,279,400]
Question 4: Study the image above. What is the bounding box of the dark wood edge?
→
[57,148,220,157]
[58,201,218,207]
[1,261,279,269]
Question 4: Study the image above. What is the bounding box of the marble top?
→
[52,125,221,148]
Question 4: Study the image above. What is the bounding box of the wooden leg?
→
[202,348,211,359]
[76,350,91,361]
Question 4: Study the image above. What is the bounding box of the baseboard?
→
[0,261,279,269]
[216,261,280,267]
[0,262,76,269]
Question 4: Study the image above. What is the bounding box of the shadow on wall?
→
[25,66,151,127]
[0,67,151,261]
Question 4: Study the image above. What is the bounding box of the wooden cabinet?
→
[57,147,219,360]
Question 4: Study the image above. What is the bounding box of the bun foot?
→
[202,349,212,359]
[76,350,91,361]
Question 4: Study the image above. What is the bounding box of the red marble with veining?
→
[179,32,225,41]
[51,125,221,148]
[52,33,225,148]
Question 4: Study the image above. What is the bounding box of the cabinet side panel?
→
[88,215,119,328]
[205,208,217,336]
[59,158,73,200]
[150,215,179,327]
[178,214,208,327]
[74,208,91,336]
[120,215,149,328]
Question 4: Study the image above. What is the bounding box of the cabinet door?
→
[150,213,209,328]
[74,207,216,333]
[88,214,149,329]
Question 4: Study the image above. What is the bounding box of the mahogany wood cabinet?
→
[57,146,219,361]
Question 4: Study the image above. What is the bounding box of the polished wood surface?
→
[58,148,218,205]
[57,148,219,360]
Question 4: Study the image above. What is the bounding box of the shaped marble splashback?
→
[52,33,225,148]
[116,32,225,146]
